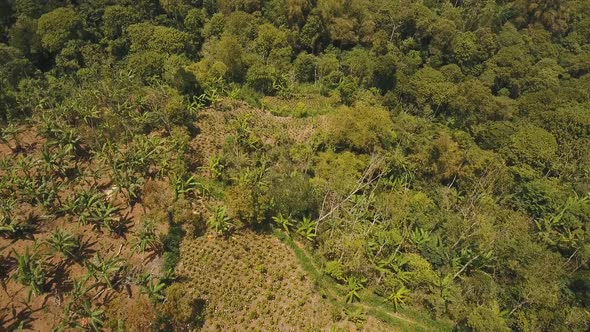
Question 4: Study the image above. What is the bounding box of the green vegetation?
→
[1,0,590,331]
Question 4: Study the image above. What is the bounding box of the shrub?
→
[324,260,345,282]
[157,283,206,331]
[322,104,396,152]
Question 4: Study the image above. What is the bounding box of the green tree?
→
[0,44,35,87]
[12,0,43,18]
[323,104,396,152]
[507,125,557,170]
[202,34,247,82]
[102,5,141,40]
[127,23,192,55]
[8,15,42,59]
[253,23,292,69]
[246,64,279,95]
[299,14,327,52]
[37,7,82,53]
[408,66,457,114]
[293,52,317,82]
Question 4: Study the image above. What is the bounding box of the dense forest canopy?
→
[1,0,590,331]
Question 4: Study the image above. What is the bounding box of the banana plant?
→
[345,276,365,303]
[70,276,95,301]
[187,93,208,114]
[0,198,16,224]
[87,200,123,233]
[272,213,293,234]
[14,175,37,201]
[343,307,366,324]
[1,200,36,239]
[59,299,104,332]
[46,230,81,260]
[138,274,166,303]
[15,154,36,179]
[410,227,431,246]
[385,285,410,312]
[33,176,62,210]
[207,206,232,236]
[61,187,102,221]
[112,170,144,205]
[0,217,36,239]
[205,155,225,179]
[296,216,317,241]
[130,135,161,174]
[39,145,70,178]
[89,200,123,233]
[0,123,23,154]
[12,246,47,302]
[46,127,83,156]
[131,218,163,254]
[172,174,199,200]
[80,300,104,331]
[85,253,125,289]
[434,273,455,313]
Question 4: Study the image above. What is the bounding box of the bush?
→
[157,283,206,331]
[322,104,396,152]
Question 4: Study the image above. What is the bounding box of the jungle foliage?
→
[1,0,590,331]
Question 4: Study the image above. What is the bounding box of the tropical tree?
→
[37,7,82,53]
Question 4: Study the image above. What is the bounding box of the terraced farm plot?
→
[176,231,393,331]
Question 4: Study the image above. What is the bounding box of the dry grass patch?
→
[177,230,393,331]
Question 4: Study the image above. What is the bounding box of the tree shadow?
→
[1,212,41,241]
[72,237,97,264]
[0,254,16,282]
[143,250,162,263]
[47,260,73,296]
[191,298,207,329]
